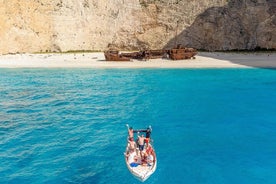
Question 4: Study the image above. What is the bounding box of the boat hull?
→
[104,50,131,61]
[168,48,197,60]
[124,143,157,182]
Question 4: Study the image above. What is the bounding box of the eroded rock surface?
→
[0,0,274,54]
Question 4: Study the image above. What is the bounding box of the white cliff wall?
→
[0,0,275,54]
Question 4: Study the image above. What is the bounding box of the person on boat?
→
[145,144,153,155]
[128,137,137,153]
[125,151,138,167]
[135,126,152,147]
[146,153,154,166]
[126,124,134,140]
[140,152,148,166]
[137,132,145,158]
[140,152,153,166]
[144,127,152,147]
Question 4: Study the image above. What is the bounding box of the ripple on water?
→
[1,69,276,183]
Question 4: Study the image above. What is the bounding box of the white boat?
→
[124,126,157,182]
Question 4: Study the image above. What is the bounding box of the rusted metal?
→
[104,44,197,61]
[144,50,168,59]
[167,44,197,60]
[104,50,131,61]
[168,46,197,60]
[120,51,144,60]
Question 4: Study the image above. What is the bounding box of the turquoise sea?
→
[0,68,276,184]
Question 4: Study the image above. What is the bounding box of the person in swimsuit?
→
[126,124,134,140]
[125,151,138,167]
[144,127,151,147]
[128,137,137,152]
[137,132,145,158]
[146,153,154,166]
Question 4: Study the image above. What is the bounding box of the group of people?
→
[125,124,155,167]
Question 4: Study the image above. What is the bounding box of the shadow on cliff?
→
[163,0,276,69]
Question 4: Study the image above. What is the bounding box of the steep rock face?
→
[0,0,275,54]
[0,0,55,54]
[167,0,276,51]
[0,0,144,53]
[131,0,228,50]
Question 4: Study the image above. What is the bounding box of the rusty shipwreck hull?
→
[121,50,167,60]
[104,50,131,61]
[143,50,168,59]
[168,48,197,60]
[120,51,144,60]
[104,46,197,61]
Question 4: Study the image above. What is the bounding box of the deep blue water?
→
[0,68,276,184]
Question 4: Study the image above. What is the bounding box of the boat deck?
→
[125,143,157,182]
[129,161,155,174]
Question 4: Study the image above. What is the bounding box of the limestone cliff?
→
[0,0,275,54]
[165,0,276,51]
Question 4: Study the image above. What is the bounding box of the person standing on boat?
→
[126,124,134,140]
[137,132,145,158]
[144,127,152,147]
[135,126,152,147]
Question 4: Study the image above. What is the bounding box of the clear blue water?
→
[0,68,276,184]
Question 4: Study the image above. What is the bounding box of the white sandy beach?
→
[0,52,275,68]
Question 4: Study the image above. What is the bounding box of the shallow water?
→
[0,68,276,184]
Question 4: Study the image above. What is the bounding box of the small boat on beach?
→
[124,125,157,182]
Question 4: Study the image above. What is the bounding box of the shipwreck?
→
[104,44,197,61]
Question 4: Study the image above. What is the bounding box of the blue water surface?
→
[0,68,276,184]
